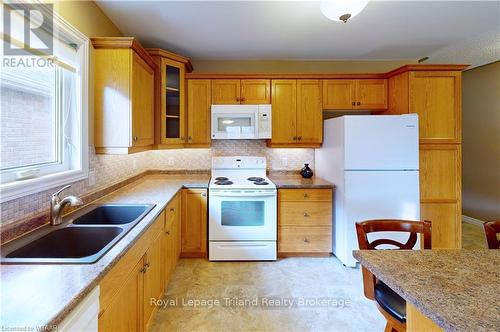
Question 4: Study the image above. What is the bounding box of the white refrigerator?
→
[315,115,420,267]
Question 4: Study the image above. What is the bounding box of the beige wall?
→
[462,61,500,221]
[191,60,415,73]
[55,1,122,38]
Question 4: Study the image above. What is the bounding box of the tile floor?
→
[150,223,487,331]
[462,222,487,249]
[150,257,385,332]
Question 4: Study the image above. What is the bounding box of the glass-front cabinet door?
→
[161,58,185,144]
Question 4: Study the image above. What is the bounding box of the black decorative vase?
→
[300,163,313,178]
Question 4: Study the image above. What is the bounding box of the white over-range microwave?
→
[211,104,272,139]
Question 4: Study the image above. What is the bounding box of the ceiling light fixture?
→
[320,0,369,23]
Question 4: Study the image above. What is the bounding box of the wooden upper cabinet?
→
[322,79,387,110]
[212,79,270,104]
[409,71,461,143]
[160,58,186,145]
[356,79,387,110]
[131,52,155,147]
[240,79,270,104]
[212,79,240,104]
[297,80,322,144]
[146,48,193,148]
[187,79,211,146]
[323,79,356,109]
[271,80,297,144]
[92,37,156,154]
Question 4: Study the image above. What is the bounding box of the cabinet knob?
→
[181,136,185,141]
[201,193,206,197]
[165,230,170,235]
[236,97,240,102]
[133,136,138,141]
[352,102,355,106]
[297,136,302,141]
[357,101,361,106]
[188,136,192,141]
[303,212,310,217]
[241,97,245,102]
[170,208,175,212]
[293,136,297,141]
[303,193,309,198]
[140,266,146,273]
[304,238,310,243]
[145,262,150,269]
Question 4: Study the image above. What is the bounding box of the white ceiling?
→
[96,1,500,63]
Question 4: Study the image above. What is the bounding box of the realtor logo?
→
[3,2,53,56]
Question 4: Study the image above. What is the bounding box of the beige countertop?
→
[353,249,500,332]
[0,172,334,329]
[0,174,209,330]
[268,173,334,189]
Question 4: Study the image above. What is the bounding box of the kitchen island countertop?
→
[353,249,500,332]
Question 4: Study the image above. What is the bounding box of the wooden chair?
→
[355,219,432,332]
[483,220,500,249]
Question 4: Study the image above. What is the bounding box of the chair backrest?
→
[356,219,432,250]
[483,220,500,249]
[355,219,432,300]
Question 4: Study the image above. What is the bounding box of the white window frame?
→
[0,6,89,203]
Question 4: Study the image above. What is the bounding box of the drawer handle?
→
[303,193,309,198]
[201,193,207,197]
[304,238,310,243]
[303,212,310,217]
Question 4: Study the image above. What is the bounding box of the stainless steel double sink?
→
[1,204,155,264]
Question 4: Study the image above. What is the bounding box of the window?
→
[0,3,89,202]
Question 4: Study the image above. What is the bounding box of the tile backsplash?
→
[0,141,314,226]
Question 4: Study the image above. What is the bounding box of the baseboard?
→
[462,215,485,226]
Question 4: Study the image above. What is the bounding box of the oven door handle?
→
[209,191,276,197]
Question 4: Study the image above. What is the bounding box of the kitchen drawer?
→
[278,226,332,253]
[279,189,332,202]
[279,202,332,226]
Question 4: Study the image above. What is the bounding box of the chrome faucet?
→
[50,185,83,226]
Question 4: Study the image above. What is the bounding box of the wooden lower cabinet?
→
[419,144,461,248]
[99,194,185,332]
[181,189,207,257]
[143,232,163,331]
[161,193,181,288]
[278,189,333,256]
[99,258,143,332]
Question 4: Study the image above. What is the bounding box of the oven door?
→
[209,190,277,241]
[211,110,258,139]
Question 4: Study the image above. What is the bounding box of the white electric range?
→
[208,156,277,261]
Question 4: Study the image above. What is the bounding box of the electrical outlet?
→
[88,169,96,186]
[167,157,174,166]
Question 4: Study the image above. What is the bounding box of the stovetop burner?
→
[214,180,233,185]
[215,177,229,181]
[254,181,269,185]
[247,177,265,182]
